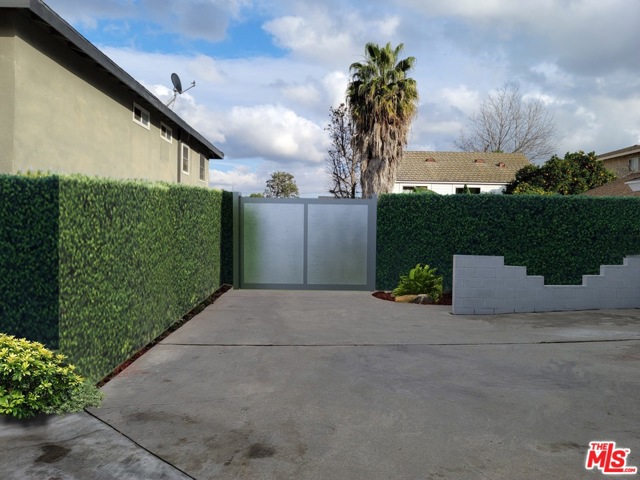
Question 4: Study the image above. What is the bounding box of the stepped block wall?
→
[452,255,640,315]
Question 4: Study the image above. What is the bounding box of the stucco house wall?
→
[598,145,640,178]
[0,3,221,186]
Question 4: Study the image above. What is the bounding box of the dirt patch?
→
[247,443,276,459]
[36,444,71,464]
[372,290,452,305]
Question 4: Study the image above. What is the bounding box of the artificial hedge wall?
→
[377,194,640,291]
[0,175,60,347]
[0,174,230,381]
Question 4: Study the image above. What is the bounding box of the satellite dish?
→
[166,73,196,108]
[171,73,183,94]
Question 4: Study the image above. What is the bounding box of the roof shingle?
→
[396,151,530,183]
[583,172,640,197]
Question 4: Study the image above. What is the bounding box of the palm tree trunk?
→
[361,156,398,196]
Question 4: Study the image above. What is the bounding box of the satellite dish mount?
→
[166,73,196,108]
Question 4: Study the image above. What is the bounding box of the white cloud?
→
[221,105,329,163]
[437,85,480,116]
[322,71,349,108]
[281,83,322,107]
[210,165,262,192]
[263,14,355,67]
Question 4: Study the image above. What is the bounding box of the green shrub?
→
[392,264,443,301]
[0,334,103,419]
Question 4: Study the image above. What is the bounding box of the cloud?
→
[209,165,262,192]
[49,0,251,41]
[221,104,329,163]
[263,13,356,67]
[263,6,403,69]
[399,0,640,78]
[437,85,480,116]
[139,0,249,42]
[46,0,137,29]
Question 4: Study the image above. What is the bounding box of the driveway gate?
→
[233,195,376,290]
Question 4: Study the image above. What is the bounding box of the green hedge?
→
[220,191,235,285]
[0,176,60,347]
[377,194,640,291]
[1,174,230,381]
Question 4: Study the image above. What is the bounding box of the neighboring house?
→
[394,151,530,194]
[597,145,640,178]
[0,0,223,186]
[584,172,640,198]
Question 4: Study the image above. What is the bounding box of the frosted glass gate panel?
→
[242,203,305,285]
[236,197,376,290]
[307,204,369,285]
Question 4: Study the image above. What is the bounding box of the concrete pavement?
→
[2,290,639,479]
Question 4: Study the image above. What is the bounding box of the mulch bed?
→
[97,284,232,388]
[372,290,452,306]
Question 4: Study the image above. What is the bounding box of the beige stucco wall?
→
[0,15,16,174]
[178,143,209,187]
[602,154,640,178]
[2,11,211,186]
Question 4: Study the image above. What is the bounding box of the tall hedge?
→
[1,174,230,381]
[0,175,60,347]
[377,194,640,291]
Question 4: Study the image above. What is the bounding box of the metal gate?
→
[233,195,376,290]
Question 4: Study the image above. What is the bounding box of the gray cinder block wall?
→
[452,255,640,315]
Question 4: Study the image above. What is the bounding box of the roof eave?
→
[598,146,640,161]
[5,0,223,160]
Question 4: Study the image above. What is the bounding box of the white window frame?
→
[181,144,190,175]
[160,122,172,143]
[629,157,639,171]
[132,102,150,129]
[199,155,206,182]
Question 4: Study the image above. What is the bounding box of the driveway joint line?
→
[83,409,196,480]
[159,338,640,347]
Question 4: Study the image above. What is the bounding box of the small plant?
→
[392,264,443,302]
[0,334,104,419]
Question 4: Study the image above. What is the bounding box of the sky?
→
[47,0,640,197]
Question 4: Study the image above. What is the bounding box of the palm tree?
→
[347,42,419,196]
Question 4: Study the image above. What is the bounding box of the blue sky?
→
[47,0,640,196]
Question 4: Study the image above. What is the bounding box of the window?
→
[455,187,481,194]
[160,123,172,143]
[132,103,150,129]
[181,144,189,174]
[199,155,206,182]
[630,157,640,172]
[402,186,416,193]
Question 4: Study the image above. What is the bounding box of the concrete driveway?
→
[4,290,640,479]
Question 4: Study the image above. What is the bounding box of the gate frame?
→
[232,194,377,291]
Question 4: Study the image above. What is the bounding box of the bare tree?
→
[455,83,557,163]
[325,104,361,198]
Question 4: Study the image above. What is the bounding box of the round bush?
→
[0,334,102,418]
